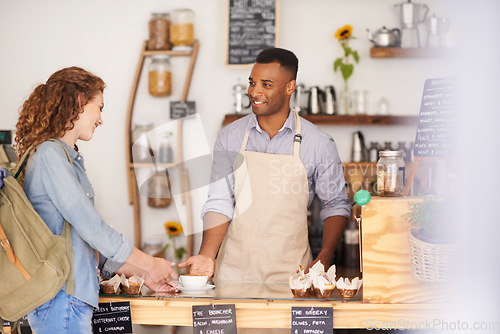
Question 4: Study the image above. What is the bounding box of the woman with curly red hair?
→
[15,67,177,333]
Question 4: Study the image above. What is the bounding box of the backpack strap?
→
[0,220,32,281]
[12,138,76,295]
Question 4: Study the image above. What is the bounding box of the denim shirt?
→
[23,139,133,308]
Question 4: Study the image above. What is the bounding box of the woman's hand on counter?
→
[178,254,215,278]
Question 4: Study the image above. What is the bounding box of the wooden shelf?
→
[128,163,176,169]
[223,114,418,126]
[370,47,455,58]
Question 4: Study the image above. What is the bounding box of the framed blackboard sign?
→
[226,0,279,66]
[413,78,457,158]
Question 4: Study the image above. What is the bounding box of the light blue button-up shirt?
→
[201,110,351,223]
[23,139,133,308]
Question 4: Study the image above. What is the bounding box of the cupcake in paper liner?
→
[289,265,312,297]
[100,274,121,295]
[120,273,145,295]
[307,261,336,298]
[336,277,362,298]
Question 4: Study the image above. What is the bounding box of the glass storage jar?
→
[148,13,171,51]
[376,150,405,197]
[147,170,172,208]
[149,55,172,96]
[170,8,195,50]
[132,122,154,163]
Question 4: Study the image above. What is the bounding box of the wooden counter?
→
[98,197,455,329]
[99,292,451,329]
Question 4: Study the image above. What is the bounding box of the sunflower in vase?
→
[162,221,186,273]
[333,25,359,114]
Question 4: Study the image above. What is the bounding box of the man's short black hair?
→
[255,48,298,80]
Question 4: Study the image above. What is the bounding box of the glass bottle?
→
[368,142,380,163]
[148,13,171,51]
[131,122,154,163]
[158,132,174,163]
[376,150,405,197]
[147,170,172,208]
[382,141,393,151]
[170,8,195,50]
[149,55,172,97]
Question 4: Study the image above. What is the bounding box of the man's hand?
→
[178,254,215,278]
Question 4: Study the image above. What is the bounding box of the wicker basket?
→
[408,228,457,282]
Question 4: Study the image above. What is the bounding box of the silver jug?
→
[308,86,324,115]
[323,86,337,115]
[351,131,367,162]
[292,83,307,115]
[233,81,251,114]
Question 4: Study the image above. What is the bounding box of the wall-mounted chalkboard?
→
[413,78,457,158]
[226,0,279,66]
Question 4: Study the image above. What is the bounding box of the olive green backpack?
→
[0,139,75,324]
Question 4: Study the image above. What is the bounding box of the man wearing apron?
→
[180,48,350,329]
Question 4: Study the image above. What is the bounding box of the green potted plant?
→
[404,197,457,282]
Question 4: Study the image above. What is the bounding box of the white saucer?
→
[177,284,215,294]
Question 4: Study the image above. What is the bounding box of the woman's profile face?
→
[73,92,104,142]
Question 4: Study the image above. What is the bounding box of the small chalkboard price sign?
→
[291,307,333,334]
[226,0,279,66]
[92,302,133,334]
[192,304,237,334]
[170,100,196,120]
[405,77,457,196]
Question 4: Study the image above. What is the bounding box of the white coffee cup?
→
[178,274,208,288]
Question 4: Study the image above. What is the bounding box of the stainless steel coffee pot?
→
[394,0,429,48]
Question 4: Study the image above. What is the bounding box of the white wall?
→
[0,0,457,248]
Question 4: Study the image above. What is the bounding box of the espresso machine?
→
[394,0,429,48]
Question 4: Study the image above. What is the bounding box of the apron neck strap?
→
[240,111,302,156]
[293,111,301,156]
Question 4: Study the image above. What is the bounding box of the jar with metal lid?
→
[376,150,405,197]
[132,122,154,163]
[148,13,171,51]
[149,55,172,96]
[170,8,195,50]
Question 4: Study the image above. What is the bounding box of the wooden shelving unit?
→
[370,47,455,58]
[125,40,199,252]
[223,114,418,126]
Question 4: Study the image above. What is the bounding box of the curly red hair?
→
[15,66,105,165]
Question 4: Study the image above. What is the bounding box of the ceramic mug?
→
[178,274,208,288]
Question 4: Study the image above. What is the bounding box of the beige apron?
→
[215,111,311,284]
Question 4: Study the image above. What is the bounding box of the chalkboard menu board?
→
[413,78,457,158]
[226,0,279,66]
